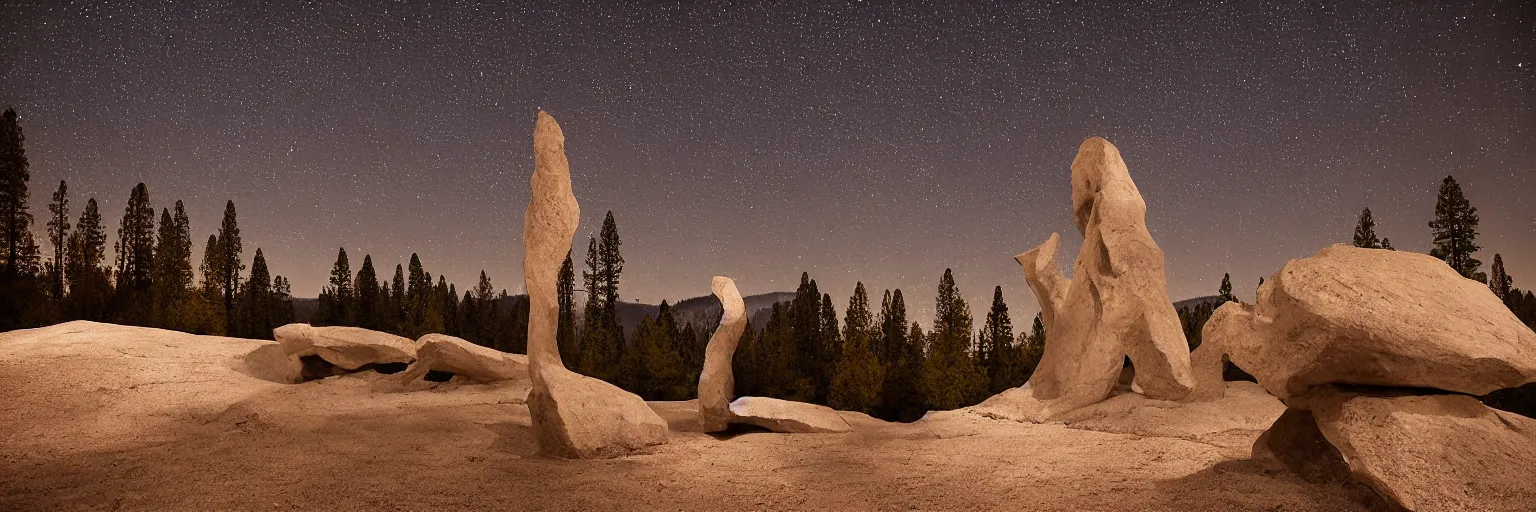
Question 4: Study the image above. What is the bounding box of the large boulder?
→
[999,137,1193,420]
[1204,245,1536,401]
[393,334,529,385]
[1256,387,1536,511]
[728,396,853,434]
[522,111,667,458]
[697,276,746,433]
[272,323,417,370]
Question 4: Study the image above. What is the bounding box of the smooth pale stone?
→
[393,334,529,385]
[1007,137,1194,420]
[1260,387,1536,511]
[1207,244,1536,401]
[522,111,667,458]
[729,396,853,434]
[273,323,416,370]
[698,276,746,433]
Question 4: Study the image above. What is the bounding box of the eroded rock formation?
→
[729,396,854,434]
[273,323,417,371]
[698,276,746,432]
[393,333,529,385]
[981,137,1193,421]
[523,111,668,458]
[1201,245,1536,510]
[1196,245,1536,401]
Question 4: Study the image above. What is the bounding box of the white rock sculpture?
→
[393,333,529,385]
[698,276,747,432]
[1204,244,1536,401]
[272,323,417,370]
[522,111,668,458]
[985,137,1194,421]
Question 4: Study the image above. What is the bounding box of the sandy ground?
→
[0,322,1387,511]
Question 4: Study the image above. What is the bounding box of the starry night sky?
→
[3,1,1533,324]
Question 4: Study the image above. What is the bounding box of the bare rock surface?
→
[393,333,529,386]
[2,322,1386,511]
[1305,389,1536,511]
[1009,137,1194,420]
[272,323,417,370]
[728,396,854,433]
[522,111,667,458]
[698,276,746,432]
[1206,245,1536,401]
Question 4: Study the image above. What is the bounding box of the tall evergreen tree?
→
[45,180,68,299]
[216,200,243,320]
[0,108,31,281]
[1218,273,1235,303]
[390,264,406,332]
[239,248,275,338]
[151,206,190,327]
[1489,254,1513,306]
[979,286,1023,393]
[830,282,885,413]
[920,269,987,410]
[1352,207,1383,249]
[66,198,110,320]
[326,247,353,325]
[578,236,619,379]
[557,250,577,363]
[115,183,156,323]
[353,254,380,329]
[1428,175,1483,281]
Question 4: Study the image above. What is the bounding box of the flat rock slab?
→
[273,324,417,371]
[395,334,528,385]
[1207,245,1536,401]
[527,366,670,459]
[729,396,853,433]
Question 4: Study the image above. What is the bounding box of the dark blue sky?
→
[3,1,1532,324]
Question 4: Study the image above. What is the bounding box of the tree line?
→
[0,108,291,336]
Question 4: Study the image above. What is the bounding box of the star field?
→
[3,1,1532,324]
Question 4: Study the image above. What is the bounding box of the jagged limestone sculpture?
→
[695,276,851,434]
[392,333,529,386]
[698,276,747,432]
[975,137,1193,422]
[523,111,668,458]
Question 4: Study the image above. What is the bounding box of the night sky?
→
[3,2,1532,325]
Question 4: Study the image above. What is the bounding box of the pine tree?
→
[0,108,31,281]
[152,205,193,327]
[326,247,353,325]
[390,264,406,333]
[1352,207,1383,249]
[1428,175,1483,281]
[472,270,496,344]
[1023,312,1046,376]
[45,180,68,299]
[557,250,577,363]
[1218,273,1235,303]
[1489,254,1512,306]
[239,248,275,338]
[830,282,885,413]
[578,236,618,379]
[114,183,157,324]
[920,269,987,410]
[354,254,380,329]
[1381,238,1394,251]
[404,253,438,337]
[979,286,1023,393]
[216,200,243,320]
[66,198,111,321]
[598,212,624,329]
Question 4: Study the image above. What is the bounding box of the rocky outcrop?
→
[1253,387,1536,511]
[729,396,853,434]
[1202,244,1536,509]
[522,111,668,458]
[273,323,417,370]
[1204,245,1536,401]
[698,276,746,433]
[393,334,529,385]
[992,137,1193,421]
